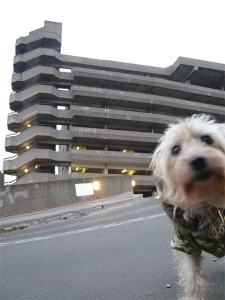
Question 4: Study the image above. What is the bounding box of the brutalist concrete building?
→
[3,21,225,195]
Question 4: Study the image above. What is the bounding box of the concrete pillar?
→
[103,164,108,174]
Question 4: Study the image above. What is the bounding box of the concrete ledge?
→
[0,175,133,216]
[9,83,225,119]
[0,192,143,233]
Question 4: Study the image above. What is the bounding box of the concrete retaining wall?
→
[0,175,132,216]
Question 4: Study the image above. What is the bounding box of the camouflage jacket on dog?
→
[162,202,225,258]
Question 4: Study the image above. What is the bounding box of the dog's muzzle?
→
[189,156,213,181]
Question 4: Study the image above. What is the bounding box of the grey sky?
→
[1,0,225,181]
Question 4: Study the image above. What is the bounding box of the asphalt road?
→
[0,198,224,300]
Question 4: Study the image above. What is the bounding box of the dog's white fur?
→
[151,114,225,300]
[174,251,208,300]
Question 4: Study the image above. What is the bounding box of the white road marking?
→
[0,213,166,247]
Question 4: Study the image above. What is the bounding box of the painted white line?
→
[0,213,166,247]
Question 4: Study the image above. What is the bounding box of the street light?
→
[93,181,100,191]
[93,181,100,199]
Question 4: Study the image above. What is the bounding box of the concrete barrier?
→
[0,175,132,216]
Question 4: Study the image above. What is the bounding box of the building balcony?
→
[11,63,225,106]
[7,104,179,133]
[9,83,225,120]
[5,125,161,153]
[3,148,152,176]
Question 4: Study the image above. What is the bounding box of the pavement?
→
[0,192,143,233]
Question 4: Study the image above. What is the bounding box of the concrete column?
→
[103,164,108,174]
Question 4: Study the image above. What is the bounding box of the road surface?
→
[0,197,224,299]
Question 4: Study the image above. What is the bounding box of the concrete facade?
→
[3,21,225,195]
[0,175,132,216]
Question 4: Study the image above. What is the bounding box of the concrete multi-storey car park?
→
[3,21,225,195]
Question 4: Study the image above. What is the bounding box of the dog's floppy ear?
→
[150,146,166,196]
[218,123,225,152]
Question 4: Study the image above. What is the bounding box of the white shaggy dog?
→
[150,114,225,300]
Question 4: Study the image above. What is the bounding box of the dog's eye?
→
[201,135,213,145]
[171,145,181,155]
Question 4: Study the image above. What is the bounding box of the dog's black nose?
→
[190,156,207,171]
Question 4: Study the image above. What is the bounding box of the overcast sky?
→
[1,0,225,180]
